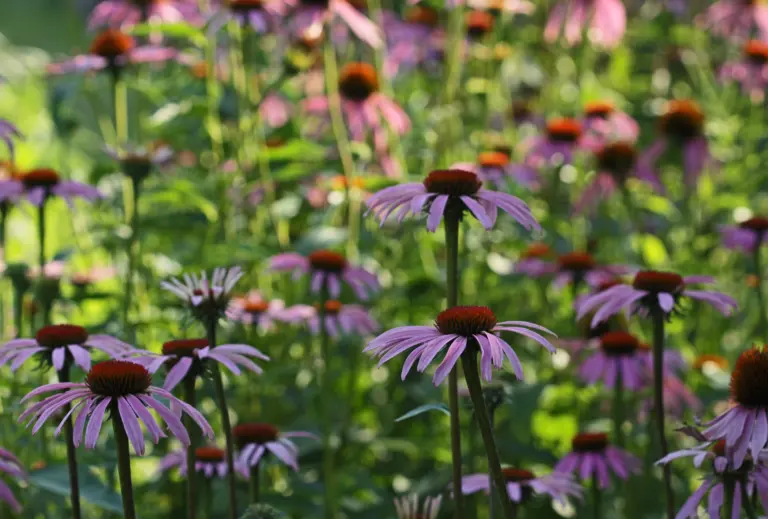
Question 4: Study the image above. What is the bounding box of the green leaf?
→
[265,140,327,162]
[395,403,450,422]
[129,22,206,46]
[28,464,124,514]
[640,234,669,266]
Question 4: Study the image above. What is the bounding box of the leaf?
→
[395,403,450,422]
[28,464,124,514]
[640,234,669,266]
[129,22,206,46]
[265,140,327,162]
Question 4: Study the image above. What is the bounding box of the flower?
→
[364,306,556,385]
[461,468,582,505]
[47,29,176,75]
[161,266,244,324]
[268,250,379,300]
[693,353,730,372]
[0,168,101,206]
[719,215,768,253]
[0,448,25,513]
[382,6,444,77]
[208,0,286,34]
[394,494,442,519]
[450,151,539,189]
[71,266,117,290]
[129,338,268,391]
[578,332,647,390]
[105,142,174,184]
[639,374,702,420]
[699,0,768,41]
[227,291,287,331]
[525,118,598,166]
[158,447,250,478]
[513,243,556,276]
[577,271,738,326]
[582,101,639,141]
[280,0,383,48]
[0,119,22,161]
[703,347,768,468]
[514,250,629,288]
[234,423,319,471]
[88,0,203,29]
[555,432,640,488]
[366,169,540,232]
[466,0,534,15]
[720,40,768,95]
[1,325,133,372]
[544,0,627,48]
[19,360,215,455]
[465,10,495,39]
[281,301,379,336]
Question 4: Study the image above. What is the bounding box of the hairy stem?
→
[592,474,602,519]
[319,284,337,519]
[249,462,260,505]
[613,369,624,448]
[113,409,136,519]
[651,310,674,519]
[183,375,198,519]
[58,367,81,519]
[122,177,140,337]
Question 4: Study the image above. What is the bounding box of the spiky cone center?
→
[405,5,440,27]
[571,432,609,453]
[162,338,208,357]
[510,100,532,122]
[693,354,729,371]
[597,279,624,292]
[308,250,347,273]
[478,151,510,168]
[712,439,727,458]
[435,306,497,336]
[466,11,494,37]
[86,360,152,397]
[21,168,60,189]
[523,242,552,259]
[121,155,153,182]
[346,0,367,9]
[300,0,330,5]
[600,331,640,356]
[423,169,482,196]
[745,40,768,64]
[244,300,271,314]
[229,0,266,12]
[584,101,615,119]
[557,252,596,272]
[315,300,343,315]
[130,0,168,5]
[596,142,637,178]
[632,271,684,293]
[659,100,704,140]
[89,30,135,59]
[36,324,89,348]
[233,423,280,447]
[730,347,768,408]
[338,63,378,102]
[195,446,226,462]
[502,468,535,483]
[546,118,582,143]
[739,216,768,234]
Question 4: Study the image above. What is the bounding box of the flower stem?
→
[613,369,624,448]
[112,408,136,519]
[722,478,734,519]
[57,366,81,519]
[488,405,497,519]
[183,375,198,519]
[461,351,516,519]
[592,474,602,519]
[37,201,46,276]
[444,212,465,519]
[651,309,674,519]
[741,477,758,519]
[753,245,768,343]
[318,284,337,519]
[121,176,140,337]
[249,462,260,505]
[207,323,238,519]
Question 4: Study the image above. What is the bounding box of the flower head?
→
[699,0,768,41]
[462,468,582,505]
[578,332,647,390]
[161,267,244,325]
[514,250,629,288]
[88,0,203,29]
[449,151,539,190]
[105,142,174,184]
[234,422,319,471]
[0,168,102,206]
[158,447,250,479]
[544,0,627,48]
[282,0,382,48]
[227,291,287,331]
[555,432,640,488]
[365,306,556,385]
[719,215,768,253]
[268,251,378,300]
[0,119,22,162]
[0,448,25,513]
[394,494,442,519]
[20,360,214,455]
[281,301,379,336]
[720,40,768,95]
[582,101,639,141]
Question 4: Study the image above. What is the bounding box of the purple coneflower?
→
[234,422,319,471]
[719,215,768,253]
[382,6,444,77]
[161,266,243,324]
[451,151,539,189]
[0,448,25,513]
[525,118,598,166]
[210,0,286,34]
[281,300,379,336]
[158,447,250,478]
[578,332,647,390]
[269,250,379,300]
[720,40,768,96]
[513,243,556,276]
[577,271,738,326]
[88,0,202,29]
[105,142,174,184]
[1,324,132,372]
[514,250,629,288]
[20,360,214,455]
[699,0,768,41]
[0,168,101,206]
[0,119,22,162]
[544,0,626,48]
[366,169,540,232]
[582,101,639,142]
[462,468,582,505]
[227,291,287,331]
[364,306,556,385]
[639,374,703,420]
[394,494,442,519]
[280,0,383,47]
[555,432,640,488]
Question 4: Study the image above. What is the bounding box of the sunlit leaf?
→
[395,403,450,422]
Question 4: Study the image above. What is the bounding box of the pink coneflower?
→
[1,325,132,372]
[640,374,703,420]
[88,0,203,29]
[281,300,379,336]
[304,63,410,142]
[704,347,768,468]
[364,306,556,385]
[366,169,540,232]
[720,40,768,95]
[47,29,176,75]
[525,118,598,166]
[577,271,738,326]
[234,423,319,471]
[719,215,768,253]
[0,119,22,161]
[461,468,582,505]
[394,494,443,519]
[227,291,287,331]
[158,447,250,478]
[382,6,444,77]
[544,0,626,48]
[0,168,101,206]
[514,251,630,288]
[161,266,244,323]
[642,100,712,188]
[269,250,379,300]
[555,432,640,488]
[0,448,25,513]
[699,0,768,41]
[450,151,539,189]
[207,0,286,34]
[19,360,214,455]
[281,0,383,47]
[582,101,639,142]
[130,338,268,391]
[513,243,556,276]
[578,332,647,390]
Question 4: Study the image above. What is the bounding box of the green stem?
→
[753,243,768,343]
[651,309,674,519]
[122,177,140,336]
[183,375,198,519]
[113,75,129,147]
[462,352,516,519]
[12,285,22,338]
[58,366,81,519]
[444,213,465,519]
[722,478,734,519]
[249,463,260,505]
[207,324,238,519]
[319,285,337,519]
[613,368,624,448]
[741,477,758,519]
[37,202,46,276]
[592,474,601,519]
[488,406,497,519]
[113,408,136,519]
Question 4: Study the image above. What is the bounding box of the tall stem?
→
[592,474,602,519]
[57,366,81,519]
[319,284,337,519]
[651,310,674,519]
[753,244,768,343]
[249,463,260,505]
[113,409,137,519]
[444,213,465,518]
[122,177,140,336]
[488,405,497,519]
[613,369,624,448]
[207,324,238,519]
[741,477,758,519]
[37,202,46,276]
[183,375,198,519]
[722,478,734,519]
[462,352,516,519]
